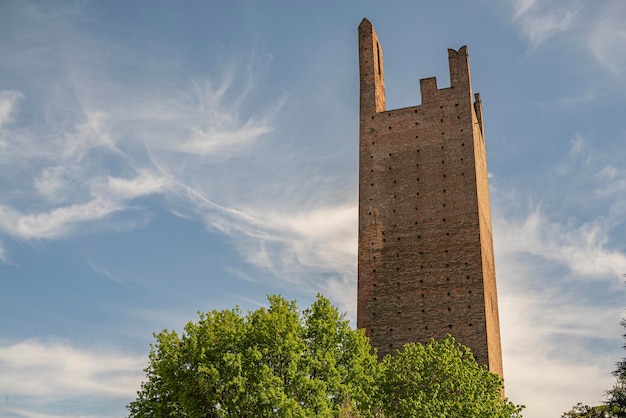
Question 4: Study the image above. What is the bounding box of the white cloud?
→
[586,3,626,78]
[498,259,620,417]
[510,0,579,47]
[0,41,277,244]
[33,167,72,202]
[102,170,169,201]
[3,408,101,418]
[62,110,119,159]
[0,240,7,264]
[181,121,272,155]
[223,203,359,315]
[512,0,538,19]
[496,209,626,280]
[0,90,24,149]
[0,339,144,413]
[270,204,358,273]
[157,191,360,315]
[0,90,23,128]
[510,0,626,89]
[492,187,626,417]
[86,259,127,286]
[0,199,123,240]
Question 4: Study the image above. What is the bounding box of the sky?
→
[0,0,625,417]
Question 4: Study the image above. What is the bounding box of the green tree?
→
[606,318,626,417]
[128,295,379,417]
[561,403,614,418]
[129,295,523,417]
[379,336,523,418]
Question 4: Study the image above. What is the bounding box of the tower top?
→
[359,17,372,27]
[359,19,476,114]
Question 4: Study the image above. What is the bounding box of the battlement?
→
[419,46,472,103]
[359,20,482,133]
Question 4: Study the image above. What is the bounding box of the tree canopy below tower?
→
[128,295,523,417]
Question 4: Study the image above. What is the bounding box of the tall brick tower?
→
[357,18,503,378]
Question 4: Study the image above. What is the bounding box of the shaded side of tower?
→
[356,18,503,378]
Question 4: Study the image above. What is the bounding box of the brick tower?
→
[356,18,503,378]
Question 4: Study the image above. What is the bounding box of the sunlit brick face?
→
[357,18,503,379]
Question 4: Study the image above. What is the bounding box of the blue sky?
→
[1,1,625,417]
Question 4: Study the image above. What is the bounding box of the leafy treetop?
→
[128,294,523,418]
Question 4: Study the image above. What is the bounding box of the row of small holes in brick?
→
[370,277,472,286]
[368,232,452,244]
[408,104,460,116]
[370,258,471,268]
[372,305,472,316]
[371,290,475,297]
[371,142,466,149]
[369,324,476,341]
[370,173,466,182]
[383,122,463,131]
[377,232,453,241]
[369,276,472,286]
[369,182,459,193]
[371,103,461,121]
[370,147,466,157]
[372,263,470,272]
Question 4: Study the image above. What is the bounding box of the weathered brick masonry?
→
[356,18,503,378]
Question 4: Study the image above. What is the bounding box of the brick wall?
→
[356,18,503,378]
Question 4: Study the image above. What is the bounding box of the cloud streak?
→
[0,339,144,417]
[492,187,625,417]
[509,0,626,90]
[0,0,354,316]
[496,208,626,280]
[0,47,278,245]
[586,2,626,79]
[510,0,579,47]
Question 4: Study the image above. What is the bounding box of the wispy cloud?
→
[237,203,359,315]
[0,91,23,124]
[496,208,626,280]
[510,0,579,47]
[0,10,279,247]
[0,197,128,240]
[3,410,101,418]
[168,185,359,314]
[586,3,626,79]
[485,121,626,416]
[0,339,144,417]
[0,240,7,264]
[0,90,23,148]
[86,259,127,286]
[0,72,277,239]
[509,0,626,90]
[0,1,359,322]
[492,185,625,416]
[223,291,266,307]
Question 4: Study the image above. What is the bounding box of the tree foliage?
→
[378,336,523,418]
[128,295,523,417]
[128,295,379,417]
[606,318,626,417]
[561,403,614,418]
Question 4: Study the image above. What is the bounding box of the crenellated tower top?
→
[359,21,482,136]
